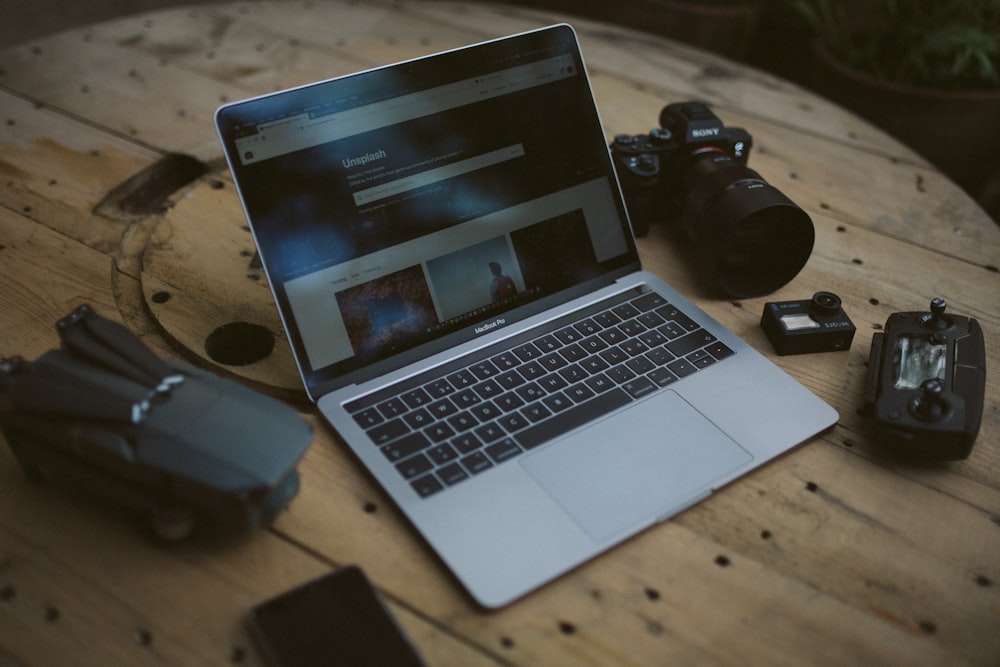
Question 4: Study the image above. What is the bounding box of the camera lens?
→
[677,152,814,298]
[810,291,841,316]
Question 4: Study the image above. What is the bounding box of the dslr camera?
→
[611,101,814,298]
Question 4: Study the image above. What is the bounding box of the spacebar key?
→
[516,388,631,450]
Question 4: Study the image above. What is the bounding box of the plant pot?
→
[810,38,1000,215]
[639,1,763,59]
[539,0,763,59]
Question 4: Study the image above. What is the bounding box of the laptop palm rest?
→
[521,390,752,542]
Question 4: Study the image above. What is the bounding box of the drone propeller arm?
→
[1,352,151,424]
[57,305,183,392]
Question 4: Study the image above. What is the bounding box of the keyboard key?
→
[518,361,546,380]
[438,463,469,486]
[599,327,626,345]
[600,346,628,365]
[585,373,615,394]
[470,360,500,380]
[565,383,596,403]
[657,321,687,339]
[656,304,699,331]
[559,343,587,362]
[707,341,735,360]
[377,397,407,418]
[539,374,568,393]
[486,438,522,463]
[470,402,501,422]
[474,421,506,443]
[396,453,433,479]
[513,343,541,362]
[369,418,409,445]
[689,350,716,369]
[521,402,552,422]
[382,432,430,461]
[452,388,481,409]
[428,443,459,465]
[667,358,697,378]
[492,352,520,370]
[461,451,493,474]
[425,378,455,398]
[448,369,476,388]
[497,412,529,432]
[554,326,582,344]
[637,311,665,328]
[632,291,666,311]
[352,407,383,429]
[625,355,655,375]
[538,353,568,372]
[645,346,675,366]
[428,398,458,419]
[535,334,562,352]
[542,392,572,413]
[447,411,478,433]
[619,318,646,337]
[451,433,483,454]
[496,370,525,390]
[411,474,444,498]
[424,422,456,443]
[620,338,649,356]
[495,392,525,412]
[606,364,637,384]
[474,379,503,400]
[639,329,667,348]
[665,329,716,357]
[623,376,657,399]
[612,303,639,319]
[575,318,600,335]
[593,311,621,328]
[558,364,587,383]
[648,367,678,387]
[516,382,545,402]
[404,408,433,430]
[580,356,610,374]
[402,387,432,409]
[580,335,608,354]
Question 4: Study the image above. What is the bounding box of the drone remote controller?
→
[863,298,986,460]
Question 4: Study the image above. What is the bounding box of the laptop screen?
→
[216,25,639,395]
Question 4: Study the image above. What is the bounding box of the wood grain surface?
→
[1,2,998,665]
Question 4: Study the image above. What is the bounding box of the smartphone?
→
[246,565,426,667]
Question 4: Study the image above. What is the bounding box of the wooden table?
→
[1,2,998,665]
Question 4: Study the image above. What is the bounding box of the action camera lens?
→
[811,291,841,315]
[679,154,814,298]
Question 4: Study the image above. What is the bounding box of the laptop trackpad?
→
[521,390,752,543]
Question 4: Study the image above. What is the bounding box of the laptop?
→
[215,24,837,608]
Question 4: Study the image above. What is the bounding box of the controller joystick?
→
[921,297,953,330]
[910,378,949,421]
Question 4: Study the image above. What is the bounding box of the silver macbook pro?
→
[215,24,837,608]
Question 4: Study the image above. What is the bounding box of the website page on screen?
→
[225,35,634,383]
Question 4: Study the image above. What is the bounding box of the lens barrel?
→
[678,153,814,298]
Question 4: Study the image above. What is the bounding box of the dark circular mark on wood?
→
[204,322,275,366]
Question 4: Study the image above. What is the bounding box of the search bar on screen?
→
[352,144,526,206]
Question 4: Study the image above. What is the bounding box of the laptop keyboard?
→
[345,288,734,498]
